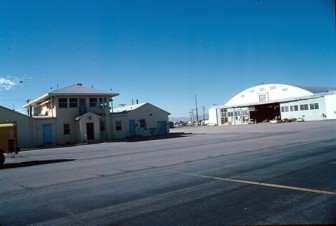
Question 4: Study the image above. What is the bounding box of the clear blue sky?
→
[1,0,335,119]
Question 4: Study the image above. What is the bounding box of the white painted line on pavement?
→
[170,171,336,195]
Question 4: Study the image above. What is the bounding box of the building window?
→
[221,118,226,124]
[240,94,245,98]
[281,106,289,112]
[115,120,122,131]
[310,103,319,110]
[260,88,265,91]
[250,90,255,93]
[64,124,70,135]
[282,88,288,92]
[139,119,146,128]
[270,86,276,90]
[69,98,78,108]
[99,98,107,108]
[300,104,309,111]
[290,105,298,111]
[59,98,68,108]
[259,94,267,102]
[89,98,97,107]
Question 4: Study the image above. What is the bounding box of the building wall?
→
[280,97,326,121]
[0,106,36,148]
[32,118,57,146]
[40,96,111,144]
[112,104,169,138]
[112,114,128,139]
[208,107,219,125]
[220,107,250,125]
[55,118,78,144]
[54,96,110,118]
[325,94,336,119]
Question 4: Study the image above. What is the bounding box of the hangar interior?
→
[220,103,280,125]
[249,103,280,123]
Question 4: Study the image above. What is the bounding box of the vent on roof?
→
[76,83,82,86]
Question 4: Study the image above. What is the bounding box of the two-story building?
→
[22,83,119,145]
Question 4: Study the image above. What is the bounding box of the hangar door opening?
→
[250,103,280,123]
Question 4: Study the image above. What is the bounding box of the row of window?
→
[63,121,106,135]
[221,110,249,117]
[249,86,288,94]
[281,103,319,113]
[115,119,147,131]
[58,98,108,108]
[63,119,148,135]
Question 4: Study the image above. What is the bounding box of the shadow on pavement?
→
[122,132,191,142]
[1,159,75,170]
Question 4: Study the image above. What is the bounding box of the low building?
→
[209,84,336,125]
[112,103,170,139]
[0,106,34,148]
[0,83,170,148]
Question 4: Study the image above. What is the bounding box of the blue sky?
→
[0,0,335,118]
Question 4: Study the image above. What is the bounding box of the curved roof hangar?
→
[225,84,333,107]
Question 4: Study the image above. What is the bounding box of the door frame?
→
[86,122,94,140]
[129,120,136,136]
[42,124,52,144]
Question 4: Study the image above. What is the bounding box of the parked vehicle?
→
[270,119,282,124]
[0,121,20,166]
[297,117,305,122]
[282,118,290,123]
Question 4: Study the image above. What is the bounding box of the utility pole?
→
[195,94,199,125]
[110,89,114,112]
[202,106,205,122]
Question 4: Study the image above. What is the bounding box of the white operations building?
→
[209,84,336,125]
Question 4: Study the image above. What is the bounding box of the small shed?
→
[112,103,170,139]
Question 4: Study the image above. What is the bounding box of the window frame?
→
[300,104,309,111]
[58,98,68,108]
[63,123,70,135]
[89,98,97,107]
[139,119,147,128]
[69,98,78,108]
[310,103,319,110]
[115,120,122,131]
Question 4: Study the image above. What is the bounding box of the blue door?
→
[79,98,87,115]
[157,121,168,135]
[42,124,52,144]
[129,120,136,136]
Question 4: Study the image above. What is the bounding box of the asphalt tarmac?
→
[1,120,335,225]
